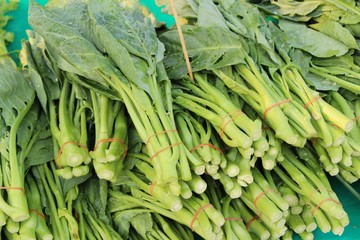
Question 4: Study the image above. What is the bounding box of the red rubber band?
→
[29,209,46,220]
[308,188,334,199]
[263,99,292,120]
[55,140,88,166]
[189,143,224,155]
[219,110,244,139]
[225,217,243,221]
[254,189,278,217]
[149,142,183,161]
[330,123,341,129]
[306,188,337,206]
[93,138,127,160]
[189,204,213,229]
[304,96,321,109]
[0,186,25,192]
[246,216,259,230]
[146,130,178,148]
[352,116,360,121]
[311,198,341,215]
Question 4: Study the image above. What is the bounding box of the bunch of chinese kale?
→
[0,0,359,239]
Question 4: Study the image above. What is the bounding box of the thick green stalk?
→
[34,166,68,240]
[187,175,207,195]
[102,74,177,186]
[246,182,283,222]
[4,95,33,222]
[147,76,187,187]
[311,118,333,147]
[222,197,250,240]
[174,94,252,148]
[174,113,207,172]
[301,205,317,232]
[312,141,334,172]
[153,214,182,240]
[280,155,346,220]
[109,191,210,239]
[252,168,289,211]
[213,69,262,112]
[318,98,354,133]
[56,81,88,168]
[229,207,252,239]
[195,74,262,141]
[177,111,213,163]
[241,191,285,238]
[74,202,85,240]
[236,64,298,145]
[232,199,271,240]
[228,181,243,199]
[126,170,182,212]
[23,177,52,240]
[287,214,306,234]
[6,218,19,233]
[90,93,110,163]
[4,228,21,240]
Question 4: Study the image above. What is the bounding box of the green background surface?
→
[4,1,360,239]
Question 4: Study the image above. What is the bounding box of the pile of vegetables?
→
[0,0,359,239]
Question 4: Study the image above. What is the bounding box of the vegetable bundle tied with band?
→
[28,0,194,195]
[0,0,358,239]
[159,0,360,182]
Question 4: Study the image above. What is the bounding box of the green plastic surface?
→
[4,1,360,239]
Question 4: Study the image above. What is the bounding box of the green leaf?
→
[218,0,236,11]
[269,0,322,16]
[80,178,111,224]
[311,50,357,68]
[278,19,349,57]
[113,209,151,239]
[0,132,9,160]
[310,21,359,49]
[255,2,315,22]
[320,3,360,25]
[267,21,292,55]
[17,104,40,150]
[88,0,163,94]
[25,138,53,169]
[255,26,282,66]
[155,0,197,18]
[289,49,312,75]
[45,0,94,42]
[130,212,153,238]
[28,1,117,87]
[160,25,246,79]
[89,0,161,68]
[225,1,261,40]
[0,58,36,127]
[304,73,339,91]
[338,89,359,102]
[20,40,49,113]
[198,0,228,28]
[61,173,92,195]
[25,31,62,102]
[346,23,360,38]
